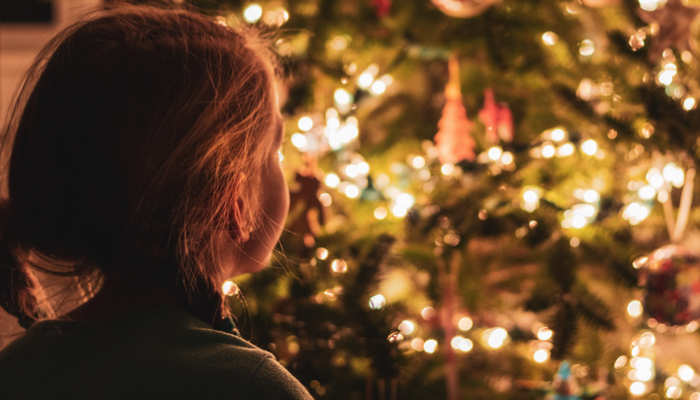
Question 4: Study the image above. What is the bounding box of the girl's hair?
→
[0,4,279,329]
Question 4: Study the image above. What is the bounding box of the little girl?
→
[0,4,312,399]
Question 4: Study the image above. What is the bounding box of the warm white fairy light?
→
[691,392,700,400]
[542,31,558,46]
[579,40,595,56]
[485,328,508,349]
[550,128,566,142]
[646,168,664,188]
[679,365,695,382]
[325,173,340,188]
[581,139,597,156]
[667,387,682,399]
[369,294,386,309]
[537,327,553,341]
[459,338,473,352]
[533,349,550,363]
[614,356,628,369]
[345,184,360,198]
[501,152,514,165]
[556,143,574,157]
[451,335,465,349]
[291,133,307,149]
[423,339,438,354]
[542,143,556,158]
[629,381,646,396]
[638,185,656,200]
[658,70,674,86]
[374,207,388,220]
[627,300,643,317]
[441,163,455,176]
[421,307,436,320]
[344,164,359,178]
[222,280,239,296]
[370,80,386,95]
[331,259,347,274]
[639,0,664,11]
[358,73,374,89]
[583,189,599,203]
[411,156,426,169]
[523,190,539,203]
[623,202,650,224]
[319,193,332,207]
[488,146,503,161]
[391,204,408,218]
[396,193,415,209]
[458,317,473,331]
[243,4,263,23]
[334,88,352,105]
[316,247,329,260]
[411,338,425,351]
[399,320,416,335]
[639,332,655,348]
[298,116,313,131]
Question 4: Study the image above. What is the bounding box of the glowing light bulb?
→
[627,300,643,317]
[537,327,553,341]
[316,247,329,260]
[550,128,566,142]
[638,185,656,200]
[374,207,388,220]
[344,184,359,198]
[421,307,436,320]
[358,73,373,89]
[411,338,424,351]
[501,152,514,165]
[222,281,239,296]
[298,116,313,131]
[581,139,597,156]
[459,338,473,352]
[542,144,555,158]
[579,40,594,56]
[334,88,352,106]
[331,259,347,274]
[423,339,438,354]
[451,336,464,349]
[556,143,574,157]
[679,365,695,382]
[291,133,307,149]
[441,163,455,176]
[684,97,697,110]
[583,189,599,203]
[369,294,386,309]
[398,320,415,335]
[533,349,550,363]
[629,381,646,396]
[370,80,386,95]
[542,31,558,46]
[344,164,359,178]
[243,4,263,23]
[391,204,408,217]
[614,356,627,369]
[396,193,415,209]
[646,168,664,188]
[523,190,539,203]
[325,173,340,188]
[488,146,503,161]
[458,317,473,331]
[411,156,426,169]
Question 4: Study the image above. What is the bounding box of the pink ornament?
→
[430,0,497,18]
[434,56,476,164]
[478,89,513,143]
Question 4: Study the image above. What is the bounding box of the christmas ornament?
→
[550,361,581,400]
[372,0,392,17]
[478,89,514,143]
[637,0,700,60]
[581,0,619,6]
[288,161,326,247]
[635,245,700,327]
[433,55,476,165]
[430,0,497,18]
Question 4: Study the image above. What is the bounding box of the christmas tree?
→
[192,0,700,398]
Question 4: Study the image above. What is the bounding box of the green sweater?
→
[0,304,313,399]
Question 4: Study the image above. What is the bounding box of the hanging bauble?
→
[634,245,700,327]
[581,0,619,7]
[434,55,476,164]
[430,0,497,18]
[478,89,514,144]
[637,0,700,60]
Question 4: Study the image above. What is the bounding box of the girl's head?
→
[0,5,288,329]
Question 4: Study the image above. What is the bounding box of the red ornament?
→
[431,0,497,18]
[434,55,476,165]
[478,89,513,143]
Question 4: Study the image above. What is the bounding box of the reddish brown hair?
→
[0,4,279,328]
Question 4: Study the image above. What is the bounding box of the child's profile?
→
[0,4,309,399]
